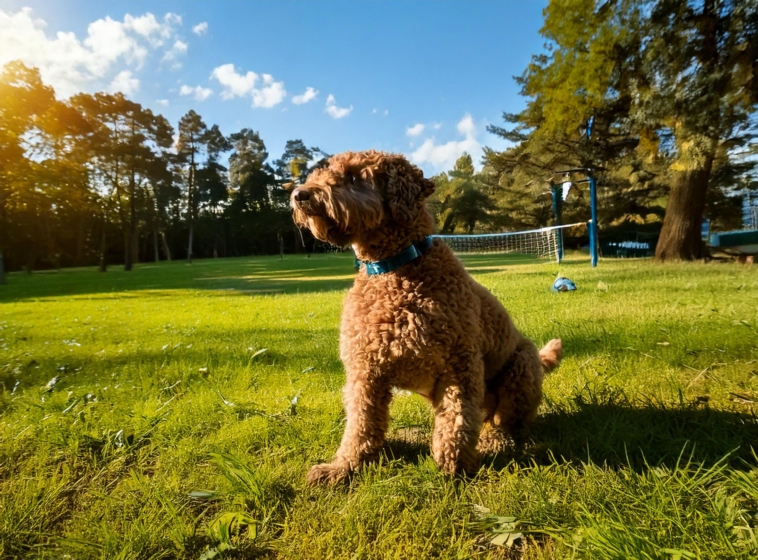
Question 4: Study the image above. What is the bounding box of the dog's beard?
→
[292,185,385,247]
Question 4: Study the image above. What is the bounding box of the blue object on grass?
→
[552,277,577,292]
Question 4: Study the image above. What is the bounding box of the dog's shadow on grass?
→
[385,390,758,473]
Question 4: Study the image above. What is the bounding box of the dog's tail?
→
[539,338,562,373]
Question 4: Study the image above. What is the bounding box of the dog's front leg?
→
[307,375,392,485]
[431,355,485,476]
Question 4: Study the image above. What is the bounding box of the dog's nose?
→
[293,188,311,202]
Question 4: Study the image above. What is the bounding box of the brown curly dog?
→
[291,150,562,485]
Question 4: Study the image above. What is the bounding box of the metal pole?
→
[589,175,598,267]
[550,182,564,262]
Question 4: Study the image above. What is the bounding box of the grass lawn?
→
[1,253,758,559]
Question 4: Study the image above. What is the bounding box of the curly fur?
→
[291,150,562,485]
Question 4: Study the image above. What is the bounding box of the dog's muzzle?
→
[292,187,315,213]
[292,187,310,203]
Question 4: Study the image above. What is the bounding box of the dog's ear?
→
[371,154,435,223]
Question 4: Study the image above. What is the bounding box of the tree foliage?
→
[486,0,758,260]
[428,154,499,233]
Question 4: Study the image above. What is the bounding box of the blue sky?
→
[1,1,548,175]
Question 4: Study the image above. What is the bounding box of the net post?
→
[589,175,598,267]
[550,182,564,262]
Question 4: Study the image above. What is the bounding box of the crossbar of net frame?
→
[431,222,587,264]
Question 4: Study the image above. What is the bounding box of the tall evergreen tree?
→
[272,140,328,184]
[71,93,173,271]
[428,154,498,233]
[176,111,229,263]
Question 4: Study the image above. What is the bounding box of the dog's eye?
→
[348,174,356,185]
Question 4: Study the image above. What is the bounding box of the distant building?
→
[744,192,758,229]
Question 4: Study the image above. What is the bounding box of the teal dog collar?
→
[362,237,434,275]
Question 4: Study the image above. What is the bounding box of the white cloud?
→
[180,84,212,101]
[211,64,256,98]
[410,114,482,173]
[0,7,182,98]
[384,109,389,116]
[192,22,208,36]
[252,73,286,108]
[124,13,173,44]
[210,64,286,108]
[162,39,188,64]
[83,16,147,72]
[325,94,352,119]
[155,99,169,106]
[406,123,425,137]
[292,86,318,105]
[172,39,188,53]
[433,122,443,130]
[108,70,139,95]
[457,114,476,136]
[164,13,182,26]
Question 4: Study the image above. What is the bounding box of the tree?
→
[272,139,328,184]
[229,129,270,206]
[177,112,229,263]
[71,93,174,271]
[645,0,758,260]
[428,154,499,233]
[0,61,56,278]
[489,0,758,261]
[0,61,94,275]
[271,140,329,253]
[195,126,231,258]
[225,130,291,255]
[122,106,173,271]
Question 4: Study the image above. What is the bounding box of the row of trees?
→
[0,61,328,279]
[1,0,756,276]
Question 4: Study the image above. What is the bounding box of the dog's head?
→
[290,150,436,249]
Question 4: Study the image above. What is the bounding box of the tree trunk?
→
[131,225,139,266]
[187,223,194,263]
[123,234,130,270]
[187,145,195,264]
[99,215,108,272]
[124,161,137,271]
[153,225,160,263]
[160,231,172,261]
[43,212,59,269]
[0,192,5,282]
[655,155,714,262]
[75,217,85,266]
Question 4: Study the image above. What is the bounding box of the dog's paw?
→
[433,448,480,476]
[306,462,350,486]
[476,425,508,455]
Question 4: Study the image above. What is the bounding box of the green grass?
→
[1,253,758,559]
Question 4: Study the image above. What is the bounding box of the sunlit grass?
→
[1,253,758,558]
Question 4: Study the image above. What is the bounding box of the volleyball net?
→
[432,222,587,264]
